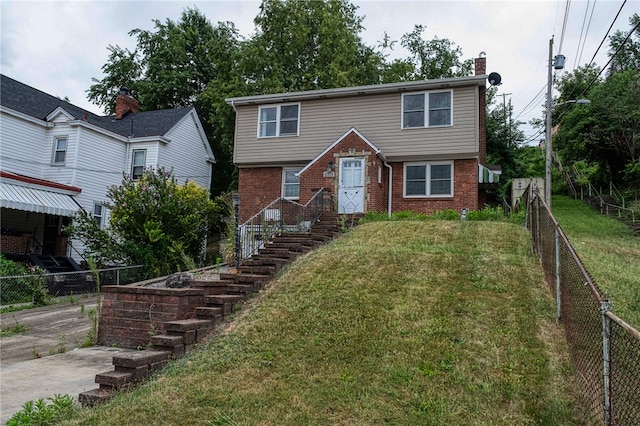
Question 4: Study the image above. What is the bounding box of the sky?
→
[1,0,637,144]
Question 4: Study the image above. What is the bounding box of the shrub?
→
[67,168,215,278]
[0,255,49,306]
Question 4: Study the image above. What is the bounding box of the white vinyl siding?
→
[404,161,453,197]
[258,104,300,137]
[282,168,301,200]
[234,86,477,165]
[157,112,213,189]
[402,90,452,129]
[52,136,68,164]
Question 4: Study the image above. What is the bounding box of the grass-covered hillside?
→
[63,221,584,425]
[552,196,640,329]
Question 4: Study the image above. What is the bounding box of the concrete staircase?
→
[79,212,361,406]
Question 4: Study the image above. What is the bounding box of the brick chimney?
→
[115,87,139,120]
[474,56,486,76]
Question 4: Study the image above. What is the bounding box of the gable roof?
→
[0,74,194,138]
[226,75,487,106]
[297,128,384,176]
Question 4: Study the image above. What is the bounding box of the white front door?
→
[338,157,365,214]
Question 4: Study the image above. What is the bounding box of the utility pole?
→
[545,37,554,209]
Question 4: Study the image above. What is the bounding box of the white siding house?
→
[0,75,215,268]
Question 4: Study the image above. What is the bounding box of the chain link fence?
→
[0,265,145,308]
[525,189,640,425]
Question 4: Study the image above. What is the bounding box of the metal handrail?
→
[237,188,327,262]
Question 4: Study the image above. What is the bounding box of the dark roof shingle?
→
[0,74,191,138]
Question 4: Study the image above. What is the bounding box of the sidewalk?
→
[0,297,134,423]
[0,346,135,423]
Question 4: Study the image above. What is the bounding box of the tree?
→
[484,88,526,201]
[67,168,215,277]
[397,25,473,80]
[88,8,243,196]
[241,0,384,93]
[608,13,640,74]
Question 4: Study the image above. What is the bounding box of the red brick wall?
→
[0,233,31,254]
[238,168,283,222]
[98,286,205,349]
[388,159,479,214]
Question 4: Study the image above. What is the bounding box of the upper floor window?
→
[93,202,104,228]
[259,104,300,137]
[282,168,301,200]
[51,136,68,165]
[131,149,146,179]
[402,91,452,128]
[404,161,453,197]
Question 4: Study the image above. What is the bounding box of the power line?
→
[557,0,572,55]
[585,0,627,68]
[573,0,597,70]
[555,18,640,124]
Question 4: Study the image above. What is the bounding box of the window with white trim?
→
[51,136,68,165]
[131,149,146,179]
[402,91,452,128]
[93,202,104,228]
[282,169,301,200]
[404,162,453,197]
[259,104,300,137]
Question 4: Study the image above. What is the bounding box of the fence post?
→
[116,269,120,285]
[536,198,541,262]
[601,299,612,426]
[555,228,562,322]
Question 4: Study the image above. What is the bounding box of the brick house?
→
[226,57,498,222]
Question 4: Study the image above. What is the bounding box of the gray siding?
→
[234,86,479,165]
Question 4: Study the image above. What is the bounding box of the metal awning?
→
[0,182,82,216]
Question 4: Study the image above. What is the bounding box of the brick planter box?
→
[98,285,206,349]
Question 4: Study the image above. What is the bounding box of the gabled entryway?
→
[296,128,387,215]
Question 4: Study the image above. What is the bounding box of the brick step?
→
[191,281,235,295]
[264,240,307,250]
[257,249,296,260]
[271,235,314,243]
[239,265,276,276]
[310,233,333,242]
[205,294,245,315]
[79,388,117,407]
[220,273,270,284]
[243,256,289,267]
[195,306,223,323]
[95,370,134,391]
[226,283,256,295]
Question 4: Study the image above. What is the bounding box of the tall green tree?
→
[608,13,640,74]
[241,0,383,93]
[398,24,473,80]
[88,8,243,196]
[484,89,526,201]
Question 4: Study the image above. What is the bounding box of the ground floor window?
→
[404,161,453,197]
[282,168,301,200]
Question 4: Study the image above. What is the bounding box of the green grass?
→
[62,221,584,425]
[551,195,640,329]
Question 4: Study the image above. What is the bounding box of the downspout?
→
[384,161,392,218]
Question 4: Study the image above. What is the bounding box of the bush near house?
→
[67,168,215,278]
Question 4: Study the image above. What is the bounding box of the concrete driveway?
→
[0,296,135,423]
